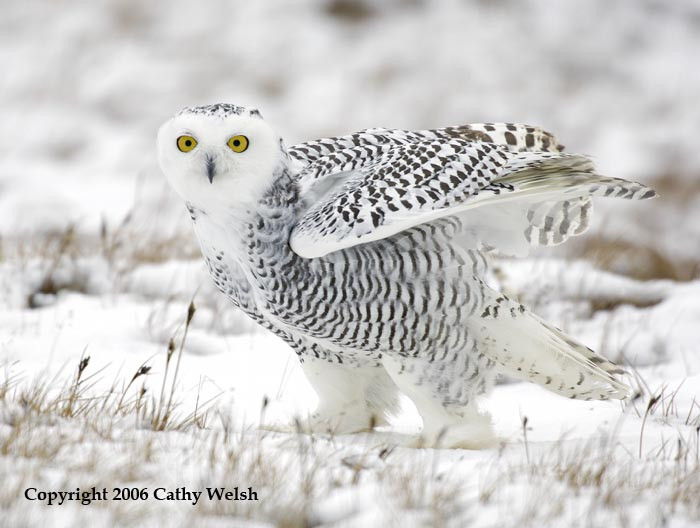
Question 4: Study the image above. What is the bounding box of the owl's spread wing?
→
[287,123,564,166]
[289,124,656,259]
[291,138,512,257]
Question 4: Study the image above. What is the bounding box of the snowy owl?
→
[158,103,655,448]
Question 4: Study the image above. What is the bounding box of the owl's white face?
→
[157,105,284,211]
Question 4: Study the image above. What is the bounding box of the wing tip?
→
[638,187,658,200]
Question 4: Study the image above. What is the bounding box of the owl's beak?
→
[205,154,216,184]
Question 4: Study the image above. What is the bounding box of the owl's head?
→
[157,104,285,210]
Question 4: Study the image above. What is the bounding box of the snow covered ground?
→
[1,1,700,526]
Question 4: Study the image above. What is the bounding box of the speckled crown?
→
[178,103,262,119]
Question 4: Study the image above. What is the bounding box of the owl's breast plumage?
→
[193,192,494,375]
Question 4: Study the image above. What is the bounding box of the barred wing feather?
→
[290,126,656,258]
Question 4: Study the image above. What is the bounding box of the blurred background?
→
[1,0,699,280]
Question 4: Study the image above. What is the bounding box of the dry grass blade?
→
[153,299,197,431]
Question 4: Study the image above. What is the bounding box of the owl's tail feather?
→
[473,286,631,400]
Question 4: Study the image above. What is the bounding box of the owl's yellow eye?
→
[227,135,249,153]
[177,135,198,152]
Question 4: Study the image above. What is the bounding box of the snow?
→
[2,0,700,526]
[1,273,699,525]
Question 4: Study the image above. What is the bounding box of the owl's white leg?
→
[297,357,401,435]
[381,355,499,449]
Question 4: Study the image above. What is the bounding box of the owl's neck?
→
[188,163,300,266]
